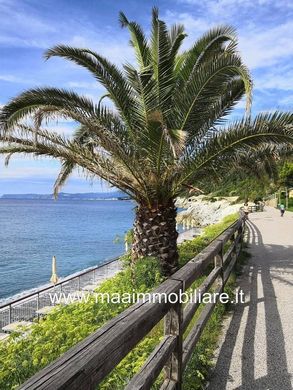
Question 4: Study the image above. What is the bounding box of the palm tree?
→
[0,9,292,275]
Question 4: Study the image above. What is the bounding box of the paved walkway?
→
[208,207,293,390]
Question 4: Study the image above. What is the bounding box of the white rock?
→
[176,196,242,227]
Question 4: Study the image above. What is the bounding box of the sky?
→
[0,0,292,194]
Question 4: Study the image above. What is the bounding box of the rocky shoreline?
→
[176,196,242,227]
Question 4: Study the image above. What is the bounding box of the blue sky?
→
[0,0,292,194]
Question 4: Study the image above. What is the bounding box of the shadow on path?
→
[207,220,293,390]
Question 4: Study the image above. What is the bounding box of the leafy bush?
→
[211,174,274,201]
[202,196,217,202]
[279,161,293,187]
[0,214,239,389]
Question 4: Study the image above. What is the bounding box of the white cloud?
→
[177,0,293,12]
[0,34,51,49]
[165,11,210,37]
[39,119,78,136]
[234,98,247,110]
[255,67,293,91]
[45,126,75,136]
[0,0,134,69]
[238,22,293,69]
[0,1,55,33]
[0,165,58,179]
[0,157,82,180]
[0,74,36,84]
[67,81,98,89]
[165,9,293,70]
[278,94,293,107]
[0,0,56,48]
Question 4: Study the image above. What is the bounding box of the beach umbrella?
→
[50,256,59,284]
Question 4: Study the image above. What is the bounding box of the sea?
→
[0,199,135,301]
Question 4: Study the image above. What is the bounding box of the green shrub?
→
[229,190,237,196]
[202,196,217,202]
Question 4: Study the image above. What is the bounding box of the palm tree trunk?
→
[132,200,179,276]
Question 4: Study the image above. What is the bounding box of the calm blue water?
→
[0,200,134,300]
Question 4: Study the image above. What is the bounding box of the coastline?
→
[0,196,241,303]
[0,227,201,307]
[0,196,239,304]
[0,199,134,299]
[0,256,121,306]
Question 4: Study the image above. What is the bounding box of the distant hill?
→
[0,191,130,200]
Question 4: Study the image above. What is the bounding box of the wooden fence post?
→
[214,241,224,291]
[230,232,238,262]
[238,223,244,252]
[163,298,183,389]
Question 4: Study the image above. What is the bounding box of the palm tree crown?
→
[1,8,292,274]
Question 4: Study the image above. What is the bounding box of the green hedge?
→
[0,214,238,389]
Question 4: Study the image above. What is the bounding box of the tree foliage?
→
[0,9,292,207]
[279,161,293,188]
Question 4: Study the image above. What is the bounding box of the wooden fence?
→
[21,217,244,390]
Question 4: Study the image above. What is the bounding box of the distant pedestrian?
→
[243,203,249,220]
[280,204,285,217]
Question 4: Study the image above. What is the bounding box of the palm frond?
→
[174,53,252,135]
[0,88,96,130]
[119,11,151,68]
[178,25,237,86]
[179,111,293,188]
[184,76,246,146]
[44,45,145,131]
[53,161,75,198]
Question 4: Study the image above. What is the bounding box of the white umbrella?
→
[50,256,59,285]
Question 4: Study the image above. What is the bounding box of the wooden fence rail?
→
[21,217,244,390]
